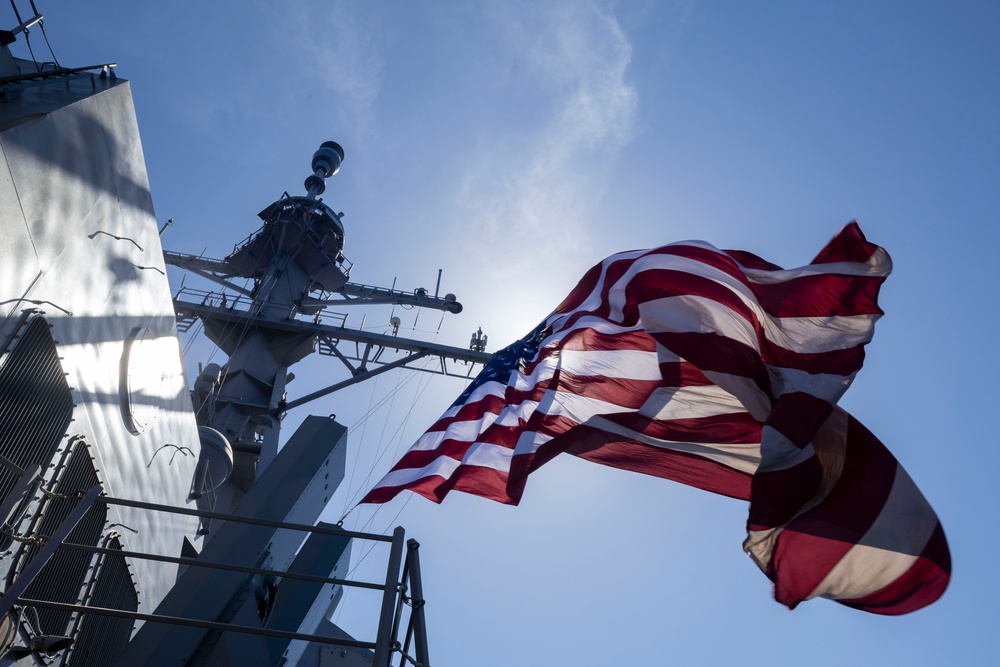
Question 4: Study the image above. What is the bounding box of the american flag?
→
[362,223,950,614]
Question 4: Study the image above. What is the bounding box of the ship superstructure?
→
[0,6,489,666]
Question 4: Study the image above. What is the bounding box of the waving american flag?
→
[362,223,950,615]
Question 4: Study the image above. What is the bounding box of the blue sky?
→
[19,1,999,664]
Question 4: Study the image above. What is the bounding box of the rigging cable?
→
[27,0,58,67]
[343,356,435,512]
[6,1,39,72]
[334,329,474,624]
[180,317,204,358]
[333,365,434,620]
[343,358,428,437]
[7,0,22,27]
[344,322,464,514]
[339,360,429,517]
[345,369,436,522]
[340,374,380,518]
[386,367,436,479]
[21,26,38,70]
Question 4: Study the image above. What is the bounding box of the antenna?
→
[304,141,344,198]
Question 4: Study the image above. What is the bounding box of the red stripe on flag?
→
[604,411,762,445]
[722,249,783,271]
[631,269,881,376]
[562,426,753,500]
[751,273,885,318]
[748,458,824,530]
[554,327,658,353]
[811,221,881,265]
[766,392,833,448]
[429,392,510,430]
[448,465,517,504]
[658,361,715,387]
[651,331,773,395]
[517,374,662,412]
[769,529,855,610]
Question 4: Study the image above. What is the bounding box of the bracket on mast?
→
[285,351,429,410]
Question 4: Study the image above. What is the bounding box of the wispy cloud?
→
[272,2,384,136]
[454,1,638,282]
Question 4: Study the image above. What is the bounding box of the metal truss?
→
[172,288,491,410]
[164,251,463,313]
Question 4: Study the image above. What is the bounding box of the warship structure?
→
[0,6,488,665]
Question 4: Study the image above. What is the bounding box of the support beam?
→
[327,343,360,375]
[173,298,491,366]
[17,599,377,651]
[162,251,229,274]
[164,251,464,313]
[162,253,254,297]
[0,485,102,619]
[96,495,393,543]
[406,539,431,667]
[0,464,40,528]
[56,541,385,592]
[185,267,254,298]
[285,351,428,410]
[373,527,405,667]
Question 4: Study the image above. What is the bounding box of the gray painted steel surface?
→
[0,67,201,631]
[113,415,347,666]
[219,523,352,666]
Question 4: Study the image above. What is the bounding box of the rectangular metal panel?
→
[16,439,107,636]
[218,524,352,666]
[0,316,73,510]
[68,535,139,666]
[0,78,203,617]
[113,416,347,667]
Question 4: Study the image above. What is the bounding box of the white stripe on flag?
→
[640,384,748,421]
[809,465,939,601]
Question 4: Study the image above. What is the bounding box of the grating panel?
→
[16,439,106,637]
[67,535,138,667]
[0,316,74,506]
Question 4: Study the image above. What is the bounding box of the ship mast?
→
[165,142,490,518]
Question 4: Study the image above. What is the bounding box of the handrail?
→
[8,491,431,663]
[0,62,116,86]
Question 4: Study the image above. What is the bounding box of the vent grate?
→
[16,439,106,637]
[0,317,74,506]
[67,534,138,667]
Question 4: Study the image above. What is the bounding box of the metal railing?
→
[0,63,118,94]
[172,285,351,330]
[6,492,430,666]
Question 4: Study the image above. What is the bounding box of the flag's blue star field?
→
[451,320,551,408]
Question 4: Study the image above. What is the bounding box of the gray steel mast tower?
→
[167,142,489,518]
